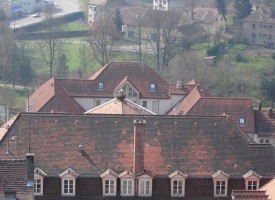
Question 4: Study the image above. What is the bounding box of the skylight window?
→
[239,118,245,126]
[150,83,156,91]
[98,82,104,90]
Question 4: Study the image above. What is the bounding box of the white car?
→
[32,13,41,18]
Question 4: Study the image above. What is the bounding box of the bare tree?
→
[86,13,120,66]
[38,6,64,78]
[145,9,185,71]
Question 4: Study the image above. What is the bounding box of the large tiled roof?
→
[254,110,275,137]
[167,82,254,133]
[0,159,32,199]
[242,9,275,24]
[88,0,128,7]
[122,7,182,28]
[193,7,220,24]
[85,98,155,115]
[28,62,181,112]
[0,113,274,178]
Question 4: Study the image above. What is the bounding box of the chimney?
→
[259,102,262,110]
[176,81,183,89]
[26,153,34,187]
[269,108,273,118]
[133,120,146,175]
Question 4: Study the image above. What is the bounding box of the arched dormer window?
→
[59,168,79,196]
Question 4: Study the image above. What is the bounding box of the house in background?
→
[14,0,44,13]
[0,0,23,18]
[192,7,226,35]
[254,108,275,147]
[87,0,128,26]
[0,155,34,200]
[167,80,255,138]
[242,7,275,48]
[27,62,189,114]
[0,112,274,199]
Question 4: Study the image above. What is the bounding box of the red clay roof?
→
[0,159,33,199]
[0,113,274,178]
[259,178,275,200]
[232,190,269,200]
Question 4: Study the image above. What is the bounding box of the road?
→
[10,0,81,29]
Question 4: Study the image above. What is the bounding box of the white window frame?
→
[102,176,117,196]
[34,174,43,196]
[138,176,152,196]
[98,82,104,90]
[61,174,76,196]
[212,170,229,197]
[121,178,134,196]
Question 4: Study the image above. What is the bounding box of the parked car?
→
[32,13,41,18]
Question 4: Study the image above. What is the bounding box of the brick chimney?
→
[26,153,34,187]
[133,120,146,175]
[269,108,273,118]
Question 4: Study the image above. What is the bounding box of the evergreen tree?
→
[216,0,226,15]
[113,8,123,32]
[234,0,252,21]
[56,53,68,78]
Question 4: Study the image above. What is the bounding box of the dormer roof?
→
[169,170,188,179]
[59,168,79,178]
[34,168,47,177]
[212,170,230,179]
[243,170,262,179]
[100,169,119,178]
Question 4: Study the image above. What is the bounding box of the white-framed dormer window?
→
[100,169,118,196]
[34,168,47,196]
[243,170,261,190]
[59,168,79,196]
[212,170,229,197]
[169,170,188,197]
[119,170,134,196]
[138,173,153,196]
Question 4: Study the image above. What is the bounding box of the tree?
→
[0,8,6,20]
[261,77,275,108]
[113,8,123,32]
[216,0,227,15]
[144,10,185,71]
[86,13,120,66]
[56,53,69,78]
[234,0,252,21]
[38,6,64,78]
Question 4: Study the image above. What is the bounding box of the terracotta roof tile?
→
[193,7,220,24]
[259,177,275,200]
[0,113,274,178]
[242,9,275,24]
[232,190,269,200]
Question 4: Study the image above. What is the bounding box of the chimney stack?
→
[259,102,262,110]
[133,120,146,175]
[26,153,34,187]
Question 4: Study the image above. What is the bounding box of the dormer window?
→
[98,82,104,90]
[240,118,245,126]
[150,83,156,91]
[212,170,229,197]
[34,168,47,196]
[138,173,153,197]
[100,169,118,196]
[59,168,79,196]
[243,170,261,191]
[119,170,134,196]
[169,170,187,197]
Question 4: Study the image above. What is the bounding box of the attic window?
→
[98,82,104,90]
[239,118,245,126]
[150,83,156,91]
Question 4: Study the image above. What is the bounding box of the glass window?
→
[252,24,256,28]
[172,180,183,196]
[139,179,151,196]
[98,82,104,90]
[142,101,147,108]
[104,179,115,195]
[95,99,101,106]
[34,178,42,195]
[247,181,258,190]
[63,179,75,195]
[240,118,245,126]
[215,181,226,196]
[150,83,156,91]
[121,179,133,196]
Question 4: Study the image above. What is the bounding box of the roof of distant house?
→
[192,7,223,24]
[0,113,274,178]
[254,109,275,137]
[88,0,128,7]
[259,177,275,200]
[242,8,275,24]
